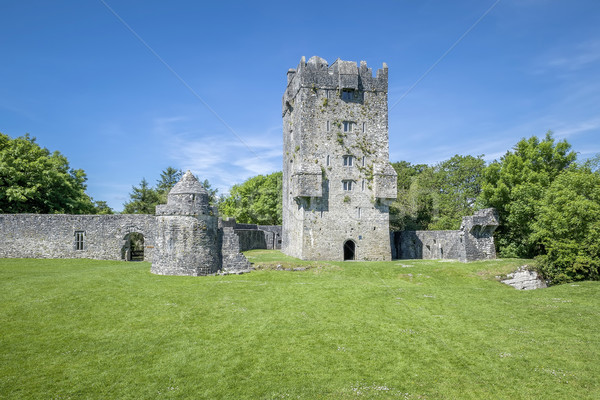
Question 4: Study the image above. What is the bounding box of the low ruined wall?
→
[220,218,282,251]
[0,214,156,261]
[234,229,267,251]
[221,227,251,272]
[258,225,282,250]
[394,230,466,261]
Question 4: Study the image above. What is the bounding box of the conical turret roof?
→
[169,170,207,195]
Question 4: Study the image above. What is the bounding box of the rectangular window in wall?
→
[341,89,354,100]
[362,156,365,167]
[326,155,330,166]
[343,155,353,166]
[362,179,365,191]
[357,207,361,219]
[343,180,353,191]
[326,120,330,132]
[362,122,366,133]
[343,121,354,132]
[74,231,85,251]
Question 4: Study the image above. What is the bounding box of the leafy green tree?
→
[93,200,114,214]
[532,166,600,283]
[219,172,282,225]
[122,178,161,214]
[389,162,435,231]
[389,156,483,231]
[478,132,576,258]
[0,133,96,214]
[428,155,485,230]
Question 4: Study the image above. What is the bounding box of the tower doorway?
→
[343,240,356,261]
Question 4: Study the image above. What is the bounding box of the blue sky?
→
[1,0,599,211]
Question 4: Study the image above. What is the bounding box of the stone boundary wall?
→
[393,230,466,261]
[0,214,156,261]
[220,218,282,251]
[234,229,268,251]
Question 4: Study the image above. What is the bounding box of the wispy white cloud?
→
[553,118,600,139]
[533,39,600,74]
[154,116,282,195]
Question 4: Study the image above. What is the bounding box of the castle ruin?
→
[282,56,398,261]
[0,56,499,273]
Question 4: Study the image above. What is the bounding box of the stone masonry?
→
[393,208,499,262]
[282,56,397,261]
[152,171,221,276]
[0,171,251,275]
[0,213,157,261]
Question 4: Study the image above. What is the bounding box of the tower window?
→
[341,89,358,100]
[343,121,354,132]
[362,122,366,133]
[326,155,330,166]
[343,180,353,191]
[343,155,353,166]
[74,231,85,251]
[326,120,330,132]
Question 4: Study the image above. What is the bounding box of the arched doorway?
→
[123,232,145,261]
[343,240,356,261]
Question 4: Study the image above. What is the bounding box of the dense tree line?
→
[0,133,111,214]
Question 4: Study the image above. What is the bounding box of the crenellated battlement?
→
[284,56,387,104]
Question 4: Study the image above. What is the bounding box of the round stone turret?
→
[156,170,210,216]
[152,170,220,276]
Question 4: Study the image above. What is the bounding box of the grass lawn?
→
[0,252,598,399]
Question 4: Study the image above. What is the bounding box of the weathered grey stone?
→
[282,56,397,261]
[502,266,547,290]
[220,218,282,251]
[152,171,220,276]
[393,208,499,262]
[0,171,252,276]
[221,227,251,273]
[0,213,156,261]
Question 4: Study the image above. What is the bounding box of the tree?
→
[219,172,282,225]
[201,179,219,205]
[532,166,600,283]
[156,166,183,203]
[389,156,484,231]
[389,162,434,231]
[0,133,97,214]
[428,155,485,230]
[122,178,161,214]
[93,200,114,215]
[478,132,576,258]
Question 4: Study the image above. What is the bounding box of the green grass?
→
[1,253,599,399]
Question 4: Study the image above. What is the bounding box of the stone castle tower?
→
[282,56,397,261]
